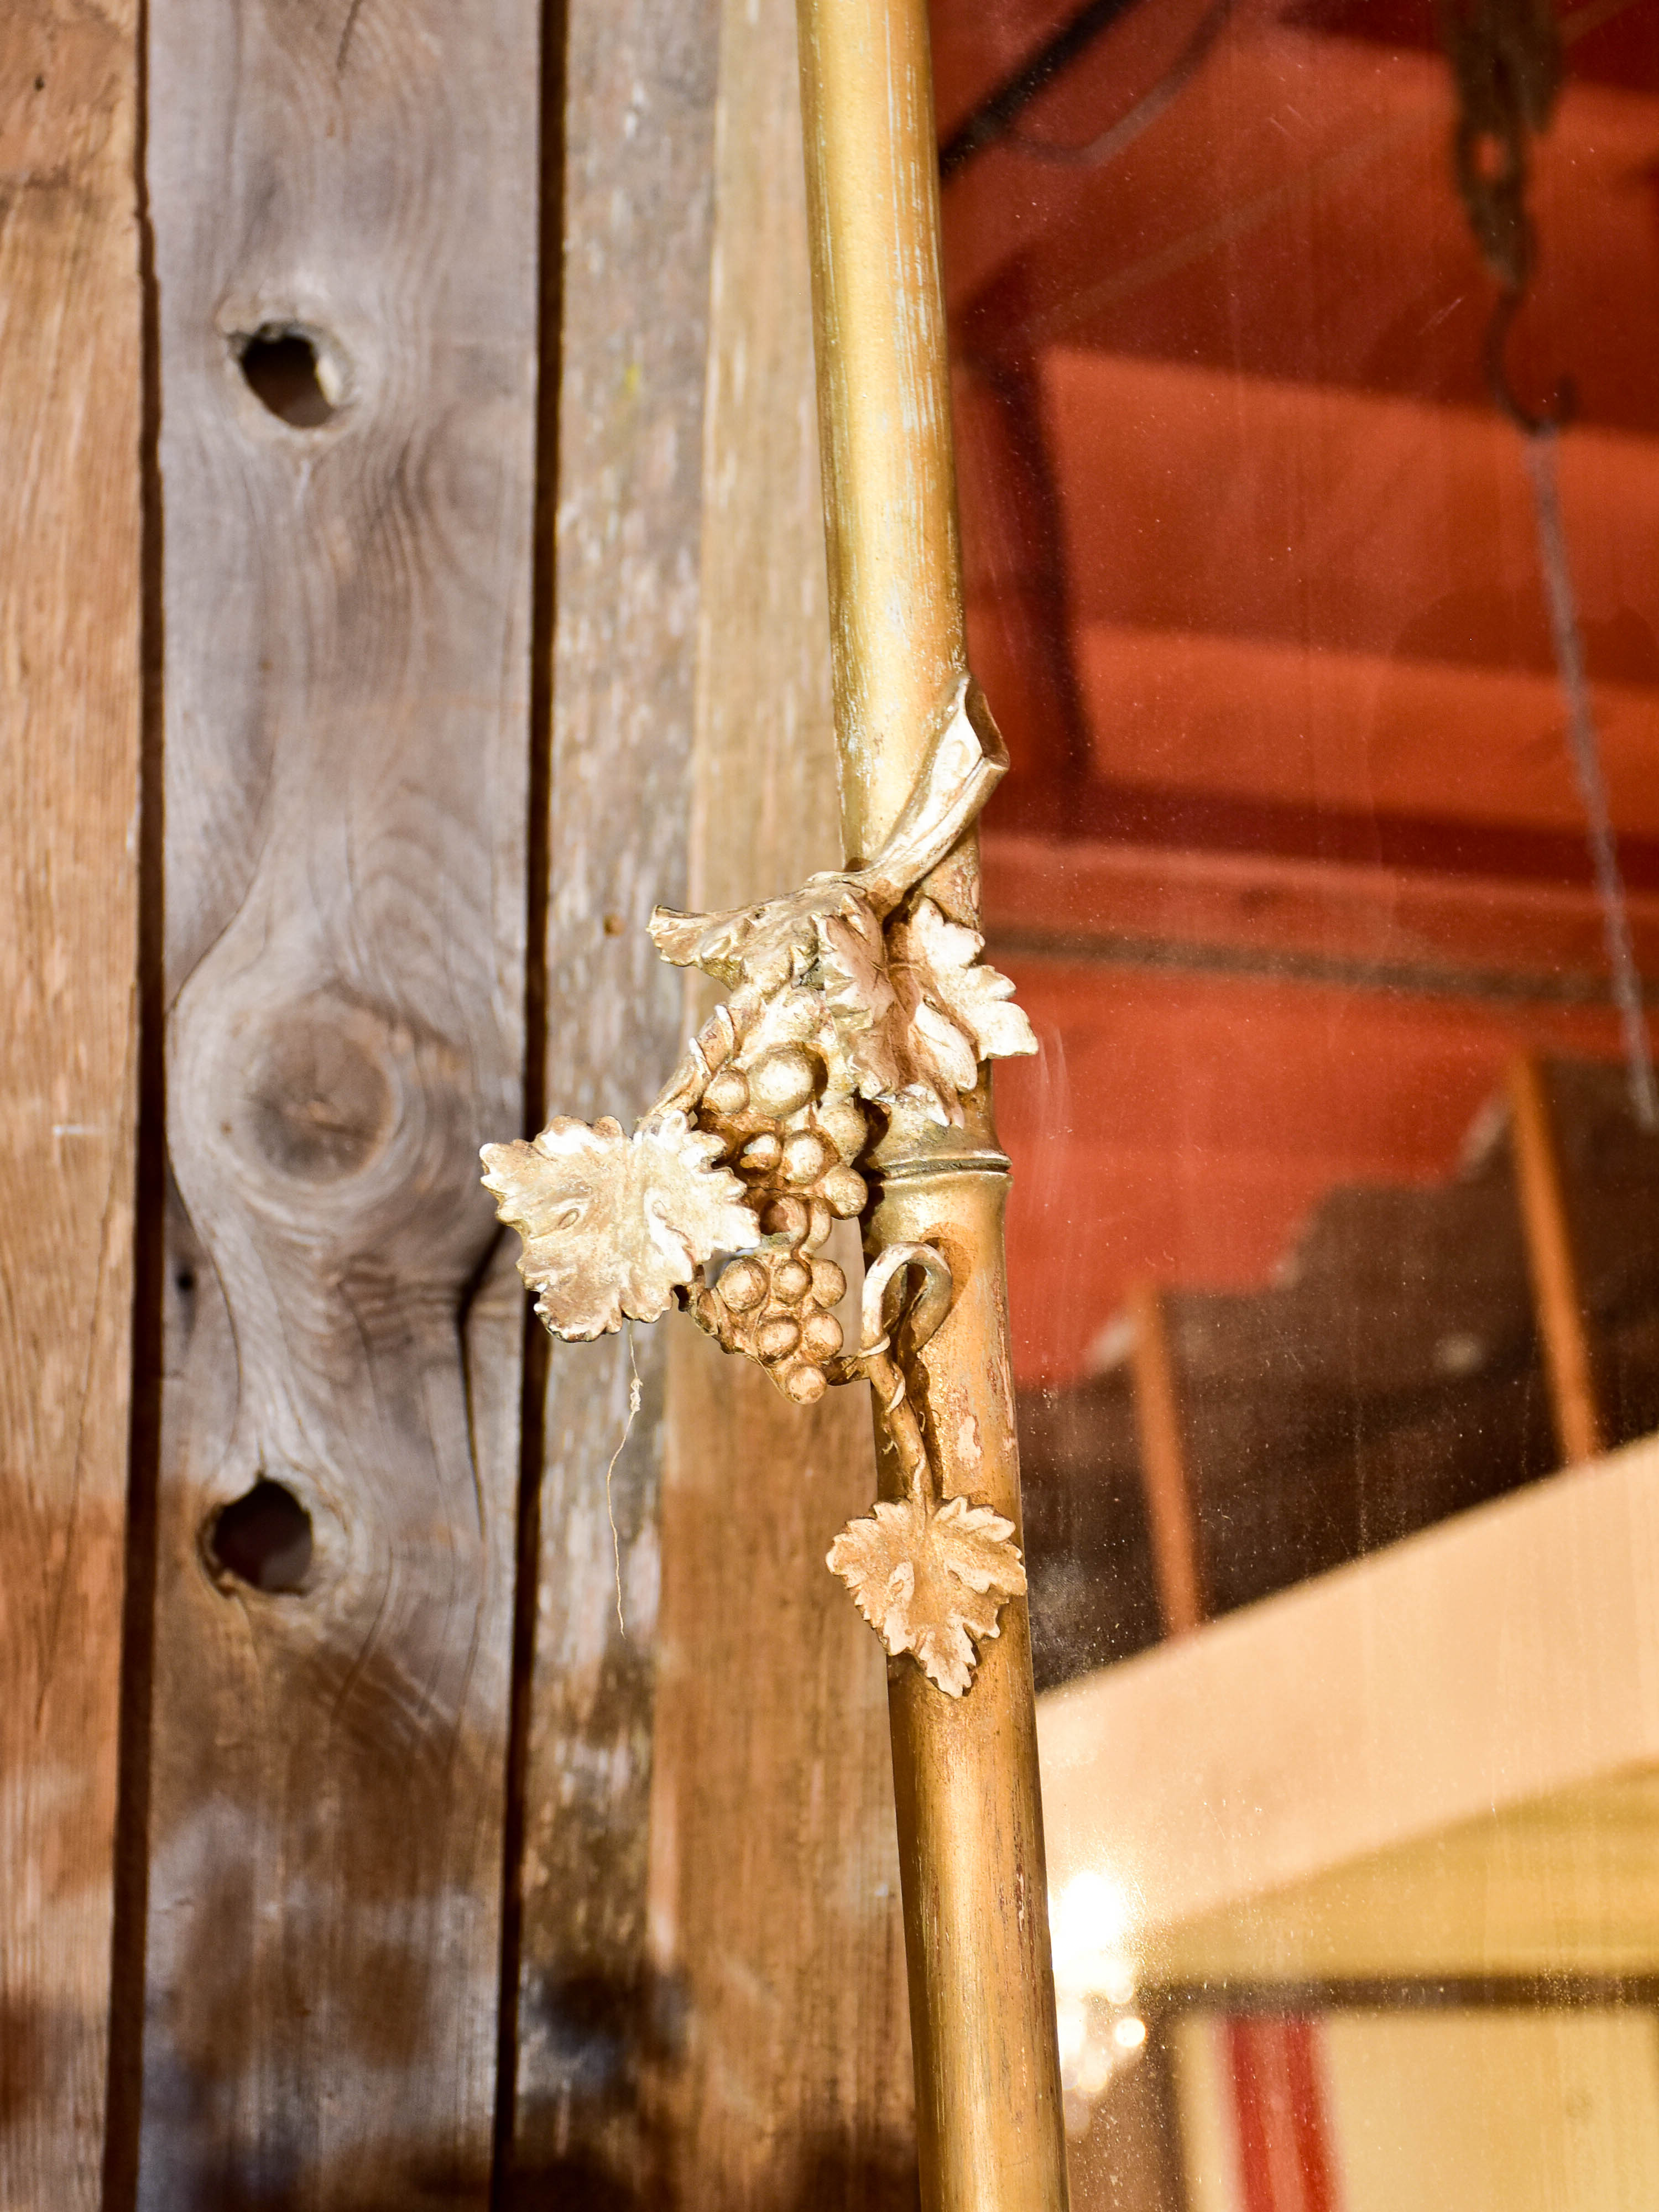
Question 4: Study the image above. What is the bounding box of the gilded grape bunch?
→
[481,677,1036,1693]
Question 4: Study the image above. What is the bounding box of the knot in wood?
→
[243,998,398,1184]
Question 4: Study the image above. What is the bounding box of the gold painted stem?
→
[795,1,1071,2203]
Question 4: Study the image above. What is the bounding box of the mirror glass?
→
[932,0,1659,2200]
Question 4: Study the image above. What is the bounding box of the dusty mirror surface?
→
[932,0,1659,2199]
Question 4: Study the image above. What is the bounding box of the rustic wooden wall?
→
[504,0,719,2198]
[1,1,919,2200]
[509,0,913,2198]
[140,0,540,2200]
[643,0,914,2200]
[0,4,142,2204]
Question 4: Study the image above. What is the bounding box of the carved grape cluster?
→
[698,1024,868,1225]
[690,1239,848,1405]
[679,997,872,1404]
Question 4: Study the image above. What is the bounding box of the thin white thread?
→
[604,1324,642,1636]
[1524,428,1658,1128]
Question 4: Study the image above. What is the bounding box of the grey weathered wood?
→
[143,0,538,2199]
[507,0,719,2195]
[0,6,142,2203]
[642,0,913,2195]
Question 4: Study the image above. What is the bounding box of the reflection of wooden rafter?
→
[1128,1281,1208,1637]
[982,832,1659,1003]
[1510,1053,1606,1462]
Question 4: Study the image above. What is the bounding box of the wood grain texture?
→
[641,0,913,2196]
[0,4,141,2203]
[649,1340,915,2209]
[507,0,718,2195]
[143,0,538,2199]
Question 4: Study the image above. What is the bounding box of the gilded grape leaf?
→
[893,898,1038,1081]
[827,1491,1027,1697]
[482,1109,756,1339]
[646,875,1037,1131]
[816,906,913,1103]
[649,874,868,995]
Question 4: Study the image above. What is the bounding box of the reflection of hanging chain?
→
[1437,0,1657,1128]
[1524,434,1659,1126]
[1439,0,1569,430]
[1439,0,1560,298]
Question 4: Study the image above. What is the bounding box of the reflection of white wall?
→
[1326,2010,1659,2212]
[1170,2016,1239,2212]
[1172,2008,1659,2212]
[1037,1437,1659,1976]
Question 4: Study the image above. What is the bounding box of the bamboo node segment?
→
[482,675,1035,1689]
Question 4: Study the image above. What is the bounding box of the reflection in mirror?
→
[933,0,1659,2197]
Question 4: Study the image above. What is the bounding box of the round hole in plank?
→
[236,324,338,428]
[209,1478,314,1594]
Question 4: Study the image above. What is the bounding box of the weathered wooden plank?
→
[0,6,142,2204]
[649,1321,916,2201]
[639,0,914,2195]
[505,0,719,2196]
[142,0,539,2199]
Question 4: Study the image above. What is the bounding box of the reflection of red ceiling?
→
[941,0,1659,429]
[1287,0,1659,96]
[933,0,1659,1383]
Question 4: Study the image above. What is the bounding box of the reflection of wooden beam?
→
[941,22,1659,387]
[1129,1284,1207,1635]
[1508,1056,1605,1465]
[980,831,1659,1004]
[951,362,1094,791]
[1041,352,1659,672]
[1058,622,1659,843]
